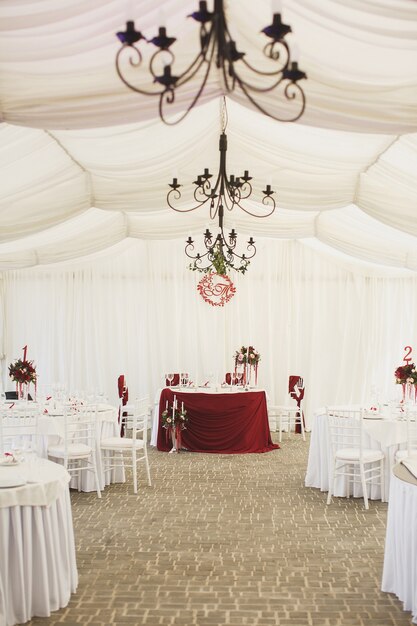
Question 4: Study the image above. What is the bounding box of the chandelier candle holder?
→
[115,0,307,125]
[161,396,188,453]
[168,98,275,279]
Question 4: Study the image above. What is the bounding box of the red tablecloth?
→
[157,389,279,454]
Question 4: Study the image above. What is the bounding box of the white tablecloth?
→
[0,458,77,626]
[382,465,417,624]
[150,386,265,446]
[38,404,124,492]
[305,407,408,501]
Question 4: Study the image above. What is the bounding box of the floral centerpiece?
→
[234,345,261,386]
[395,362,417,403]
[395,363,417,385]
[162,396,188,453]
[9,355,37,400]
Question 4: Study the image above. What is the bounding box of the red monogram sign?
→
[197,273,236,307]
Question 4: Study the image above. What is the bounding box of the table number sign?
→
[404,345,413,364]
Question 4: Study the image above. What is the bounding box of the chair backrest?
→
[326,407,364,459]
[62,404,98,454]
[165,374,180,386]
[225,373,238,385]
[406,406,417,457]
[0,403,40,455]
[122,397,150,440]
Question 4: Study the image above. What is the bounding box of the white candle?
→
[166,400,168,409]
[181,401,184,412]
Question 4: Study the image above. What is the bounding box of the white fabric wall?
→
[1,238,416,426]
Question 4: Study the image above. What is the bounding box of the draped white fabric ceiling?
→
[0,0,417,273]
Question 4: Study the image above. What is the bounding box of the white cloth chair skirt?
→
[326,408,385,508]
[0,459,77,626]
[101,397,151,494]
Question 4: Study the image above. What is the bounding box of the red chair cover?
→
[165,374,180,386]
[288,375,305,433]
[225,373,238,385]
[118,374,129,437]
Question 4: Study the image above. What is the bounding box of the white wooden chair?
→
[326,407,384,509]
[0,402,41,456]
[395,406,417,462]
[48,404,101,498]
[268,404,305,442]
[101,397,151,494]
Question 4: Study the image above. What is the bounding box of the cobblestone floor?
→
[28,434,412,626]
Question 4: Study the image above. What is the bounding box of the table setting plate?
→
[0,459,20,466]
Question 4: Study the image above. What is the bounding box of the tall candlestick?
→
[23,345,27,361]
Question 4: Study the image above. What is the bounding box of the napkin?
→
[402,457,417,480]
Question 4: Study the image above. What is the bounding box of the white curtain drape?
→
[1,238,416,426]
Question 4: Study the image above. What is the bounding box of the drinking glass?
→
[167,373,174,387]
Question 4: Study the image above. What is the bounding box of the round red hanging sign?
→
[197,273,236,307]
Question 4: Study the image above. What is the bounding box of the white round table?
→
[0,457,77,626]
[382,461,417,624]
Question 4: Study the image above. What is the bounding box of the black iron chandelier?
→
[168,98,275,275]
[116,0,307,125]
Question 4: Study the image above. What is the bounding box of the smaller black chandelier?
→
[116,0,307,125]
[168,98,273,275]
[185,204,256,275]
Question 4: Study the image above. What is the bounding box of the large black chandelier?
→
[116,0,307,125]
[168,98,275,275]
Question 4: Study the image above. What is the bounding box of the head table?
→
[155,387,279,454]
[0,458,77,626]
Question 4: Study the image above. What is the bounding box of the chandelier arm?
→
[174,25,216,88]
[236,181,253,200]
[158,49,216,125]
[236,77,306,123]
[148,49,175,80]
[240,42,290,76]
[167,188,208,213]
[210,194,222,220]
[223,184,238,212]
[115,47,165,96]
[193,186,211,204]
[233,196,276,218]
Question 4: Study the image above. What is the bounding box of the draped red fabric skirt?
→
[157,389,279,454]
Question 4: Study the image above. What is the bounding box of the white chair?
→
[326,407,384,509]
[0,402,41,456]
[47,404,101,498]
[100,397,151,494]
[268,405,305,442]
[395,406,417,462]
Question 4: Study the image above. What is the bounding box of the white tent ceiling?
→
[0,0,417,273]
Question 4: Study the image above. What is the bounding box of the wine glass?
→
[0,391,5,404]
[236,372,243,386]
[167,373,174,387]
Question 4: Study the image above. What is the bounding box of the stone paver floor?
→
[28,434,412,625]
